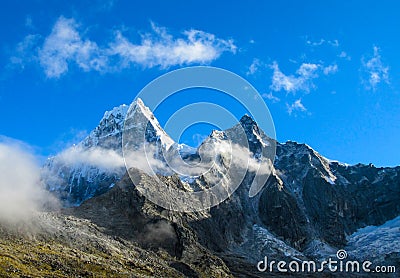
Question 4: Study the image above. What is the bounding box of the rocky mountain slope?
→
[43,103,129,205]
[43,99,178,205]
[12,99,399,277]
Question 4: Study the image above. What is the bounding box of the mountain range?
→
[1,99,399,277]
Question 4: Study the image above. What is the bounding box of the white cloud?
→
[124,140,271,184]
[246,58,261,75]
[0,141,58,225]
[192,133,208,147]
[50,128,89,152]
[329,39,339,47]
[97,0,116,11]
[306,39,325,46]
[268,60,339,115]
[270,61,319,94]
[108,22,236,69]
[338,51,351,61]
[56,145,125,173]
[323,64,338,75]
[306,38,339,47]
[38,17,106,78]
[361,46,389,91]
[125,143,209,177]
[10,34,41,68]
[297,63,319,77]
[14,17,236,78]
[286,99,307,115]
[262,92,280,103]
[25,15,34,29]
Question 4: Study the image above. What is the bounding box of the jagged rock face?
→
[69,170,183,258]
[67,167,308,277]
[43,104,129,205]
[189,176,254,253]
[258,141,400,253]
[81,104,128,149]
[67,168,233,277]
[258,175,309,250]
[329,162,400,227]
[43,100,177,206]
[239,115,268,156]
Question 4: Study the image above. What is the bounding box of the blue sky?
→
[1,0,399,166]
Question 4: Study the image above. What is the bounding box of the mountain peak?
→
[101,98,147,123]
[130,98,157,122]
[209,129,227,140]
[123,98,175,151]
[101,104,129,122]
[239,114,258,130]
[239,114,262,138]
[136,97,145,107]
[239,114,255,124]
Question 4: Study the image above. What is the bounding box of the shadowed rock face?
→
[258,141,400,253]
[68,171,184,258]
[258,176,309,250]
[62,169,234,277]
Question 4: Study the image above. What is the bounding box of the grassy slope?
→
[0,237,180,277]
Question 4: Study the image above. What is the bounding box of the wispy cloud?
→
[306,38,339,47]
[12,17,236,78]
[9,34,41,69]
[262,92,280,103]
[246,58,261,75]
[323,64,338,75]
[25,15,35,29]
[266,57,339,116]
[38,17,106,78]
[109,22,236,69]
[338,51,351,61]
[269,60,340,95]
[192,133,208,147]
[286,99,307,115]
[361,46,389,91]
[0,140,59,225]
[54,145,125,173]
[270,61,320,94]
[48,128,89,154]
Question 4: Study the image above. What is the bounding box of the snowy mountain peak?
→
[124,98,175,150]
[44,98,176,205]
[239,114,259,131]
[209,129,227,140]
[129,98,155,120]
[99,98,149,127]
[101,104,129,123]
[238,114,265,142]
[136,97,145,106]
[239,114,256,126]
